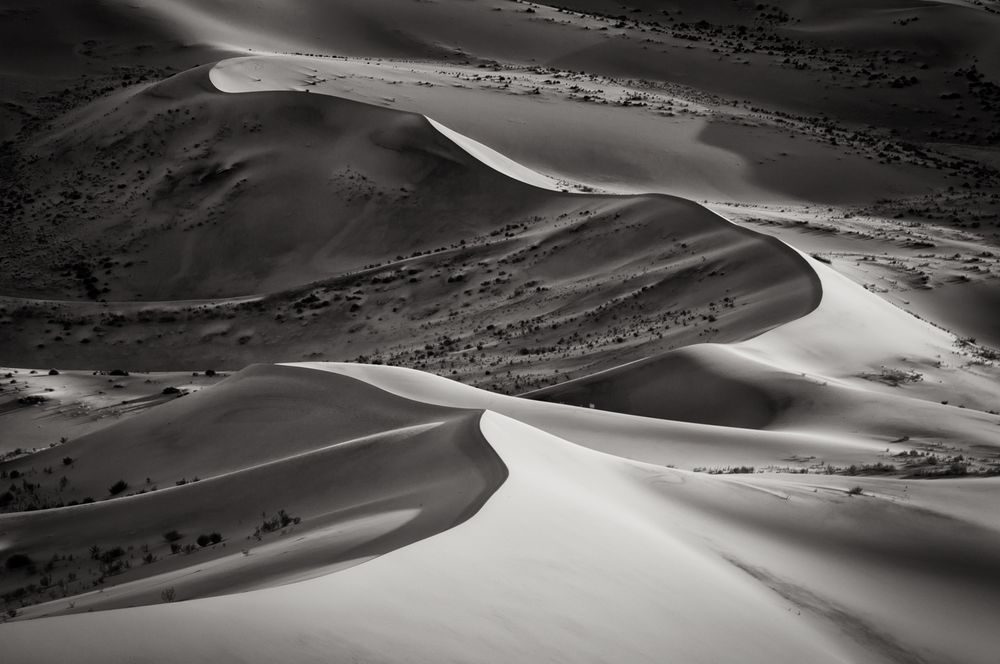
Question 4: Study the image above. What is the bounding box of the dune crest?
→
[423,116,565,192]
[1,57,824,399]
[0,365,507,616]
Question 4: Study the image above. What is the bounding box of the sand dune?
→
[3,366,999,663]
[1,365,505,616]
[528,246,1000,438]
[125,0,1000,149]
[7,63,565,299]
[210,53,948,203]
[2,2,1000,662]
[1,63,827,395]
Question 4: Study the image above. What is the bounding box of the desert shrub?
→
[102,560,125,577]
[108,369,129,376]
[108,479,128,495]
[62,456,73,466]
[196,533,223,547]
[99,547,125,564]
[837,463,896,476]
[48,369,59,375]
[254,509,301,538]
[163,530,184,543]
[3,587,27,602]
[847,486,864,495]
[160,587,176,603]
[861,367,923,386]
[161,386,180,395]
[907,461,971,478]
[5,553,32,570]
[715,466,755,474]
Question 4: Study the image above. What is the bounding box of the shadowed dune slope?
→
[0,364,471,496]
[210,54,949,204]
[0,0,225,141]
[3,64,563,299]
[117,0,1000,146]
[0,62,823,385]
[524,337,1000,448]
[2,61,818,301]
[298,359,1000,473]
[0,364,506,611]
[545,0,1000,129]
[525,346,784,428]
[524,250,1000,442]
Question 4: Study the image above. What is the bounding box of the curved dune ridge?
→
[525,247,1000,434]
[2,363,999,664]
[10,63,560,299]
[2,3,1000,663]
[206,53,1000,447]
[0,57,826,399]
[175,58,1000,430]
[126,0,996,202]
[0,365,507,614]
[2,51,996,459]
[206,53,949,203]
[422,116,566,192]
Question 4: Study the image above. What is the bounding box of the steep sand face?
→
[525,346,787,429]
[527,248,1000,452]
[708,200,1000,360]
[209,54,949,204]
[296,355,1000,476]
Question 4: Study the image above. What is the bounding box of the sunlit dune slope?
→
[2,365,999,664]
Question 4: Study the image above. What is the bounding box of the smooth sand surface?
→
[3,368,999,663]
